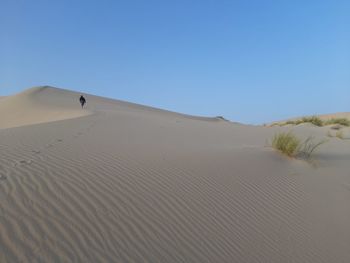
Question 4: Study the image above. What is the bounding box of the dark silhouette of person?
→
[79,95,86,108]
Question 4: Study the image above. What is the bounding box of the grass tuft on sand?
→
[271,132,326,160]
[271,132,300,157]
[280,117,350,127]
[284,116,323,126]
[325,118,350,127]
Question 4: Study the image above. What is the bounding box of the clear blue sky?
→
[1,0,349,124]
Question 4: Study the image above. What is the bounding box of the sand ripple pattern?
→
[0,113,349,262]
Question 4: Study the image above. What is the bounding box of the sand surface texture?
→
[0,86,349,262]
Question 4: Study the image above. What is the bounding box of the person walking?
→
[79,95,86,108]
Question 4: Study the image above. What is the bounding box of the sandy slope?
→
[0,87,350,262]
[0,87,92,129]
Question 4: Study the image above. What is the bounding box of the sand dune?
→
[0,86,92,129]
[0,86,350,262]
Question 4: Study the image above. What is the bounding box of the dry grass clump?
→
[271,132,326,160]
[297,136,327,159]
[285,116,323,126]
[271,132,300,157]
[324,118,350,127]
[280,117,350,127]
[300,116,324,126]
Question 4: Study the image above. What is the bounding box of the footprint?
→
[56,139,63,142]
[0,174,6,181]
[32,150,41,154]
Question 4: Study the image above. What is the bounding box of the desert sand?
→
[0,86,349,262]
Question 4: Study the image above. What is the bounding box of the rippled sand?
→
[0,86,349,262]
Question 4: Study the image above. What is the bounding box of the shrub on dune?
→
[281,116,323,127]
[324,118,350,127]
[280,117,350,127]
[297,136,327,159]
[271,132,326,160]
[271,132,300,157]
[300,116,323,126]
